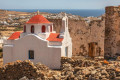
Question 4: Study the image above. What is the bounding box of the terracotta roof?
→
[8,32,22,40]
[47,33,63,42]
[26,15,50,24]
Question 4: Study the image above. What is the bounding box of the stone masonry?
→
[105,6,120,59]
[48,17,105,58]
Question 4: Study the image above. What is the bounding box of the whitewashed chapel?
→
[3,12,72,69]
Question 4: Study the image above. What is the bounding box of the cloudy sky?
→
[0,0,120,9]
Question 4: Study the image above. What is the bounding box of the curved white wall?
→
[24,23,53,34]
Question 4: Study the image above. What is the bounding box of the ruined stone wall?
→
[48,18,105,57]
[105,6,120,58]
[89,19,105,57]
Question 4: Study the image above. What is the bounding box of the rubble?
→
[61,57,120,80]
[0,60,61,80]
[0,57,120,80]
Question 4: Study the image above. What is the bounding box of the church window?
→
[29,50,34,59]
[42,25,46,33]
[31,25,34,33]
[50,25,52,32]
[24,25,26,33]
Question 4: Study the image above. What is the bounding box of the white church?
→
[3,12,72,69]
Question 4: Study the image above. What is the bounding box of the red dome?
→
[26,15,50,24]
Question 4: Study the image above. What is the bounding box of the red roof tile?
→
[26,15,50,24]
[47,33,63,42]
[8,32,22,40]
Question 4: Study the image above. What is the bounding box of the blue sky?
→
[0,0,120,9]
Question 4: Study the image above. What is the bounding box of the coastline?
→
[5,9,105,17]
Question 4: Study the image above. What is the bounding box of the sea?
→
[7,9,105,17]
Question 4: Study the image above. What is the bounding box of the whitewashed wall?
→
[61,16,72,57]
[25,23,53,34]
[3,45,13,64]
[4,34,61,69]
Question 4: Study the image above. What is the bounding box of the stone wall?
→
[105,6,120,59]
[48,17,105,57]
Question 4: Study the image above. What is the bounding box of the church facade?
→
[3,13,72,69]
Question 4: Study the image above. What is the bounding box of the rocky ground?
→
[0,60,61,80]
[0,57,120,80]
[61,57,120,80]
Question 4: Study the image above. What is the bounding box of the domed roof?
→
[26,15,50,24]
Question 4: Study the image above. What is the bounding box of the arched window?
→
[24,25,26,33]
[42,25,46,33]
[50,25,52,32]
[31,25,34,33]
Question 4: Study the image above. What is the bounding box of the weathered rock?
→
[19,76,29,80]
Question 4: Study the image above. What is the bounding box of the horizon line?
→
[1,8,105,10]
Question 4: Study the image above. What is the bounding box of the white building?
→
[3,13,72,69]
[0,36,8,48]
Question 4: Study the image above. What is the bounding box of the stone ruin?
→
[48,14,105,58]
[48,5,120,59]
[105,6,120,59]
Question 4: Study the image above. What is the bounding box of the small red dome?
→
[26,15,50,24]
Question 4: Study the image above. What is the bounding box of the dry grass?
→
[1,31,14,37]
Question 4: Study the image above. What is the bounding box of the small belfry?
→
[3,13,72,69]
[37,10,39,15]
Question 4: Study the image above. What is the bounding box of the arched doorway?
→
[31,25,34,33]
[24,25,26,33]
[42,25,46,33]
